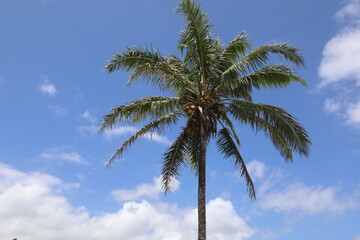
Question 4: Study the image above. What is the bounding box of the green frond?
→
[254,118,294,160]
[106,111,180,168]
[218,114,240,145]
[222,64,307,95]
[105,47,193,92]
[223,43,305,79]
[99,96,180,132]
[105,46,163,73]
[161,127,188,193]
[240,64,307,90]
[222,32,250,62]
[175,0,213,82]
[229,100,311,160]
[216,128,256,199]
[215,33,250,84]
[129,54,196,93]
[221,79,253,101]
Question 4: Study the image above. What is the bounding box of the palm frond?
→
[218,114,240,145]
[229,100,311,160]
[105,47,193,92]
[244,64,306,89]
[105,46,163,73]
[216,128,256,199]
[221,79,253,101]
[106,111,180,168]
[99,96,180,132]
[253,117,294,160]
[129,54,196,93]
[175,0,213,82]
[223,64,307,94]
[222,32,250,62]
[223,43,305,79]
[161,127,189,193]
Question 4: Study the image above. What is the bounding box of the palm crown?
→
[100,0,310,239]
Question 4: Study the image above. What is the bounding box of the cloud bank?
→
[260,183,358,215]
[318,0,360,128]
[318,27,360,87]
[112,175,180,201]
[0,162,255,240]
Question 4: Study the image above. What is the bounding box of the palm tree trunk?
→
[198,120,207,240]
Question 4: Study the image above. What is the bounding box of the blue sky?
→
[0,0,360,239]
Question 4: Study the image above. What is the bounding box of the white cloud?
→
[91,197,255,240]
[230,160,266,183]
[246,160,266,180]
[103,126,137,139]
[49,104,67,117]
[143,132,172,145]
[321,92,360,127]
[346,100,360,125]
[112,175,180,201]
[321,90,360,126]
[0,162,255,240]
[77,114,171,145]
[318,27,360,87]
[40,83,57,95]
[355,234,360,240]
[318,0,360,128]
[206,198,256,240]
[0,162,91,240]
[260,183,358,215]
[336,0,360,23]
[257,169,284,196]
[104,126,172,145]
[39,76,57,96]
[77,110,98,135]
[80,110,96,124]
[38,148,89,165]
[323,98,341,113]
[253,162,359,216]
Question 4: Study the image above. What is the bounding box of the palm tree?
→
[100,0,311,239]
